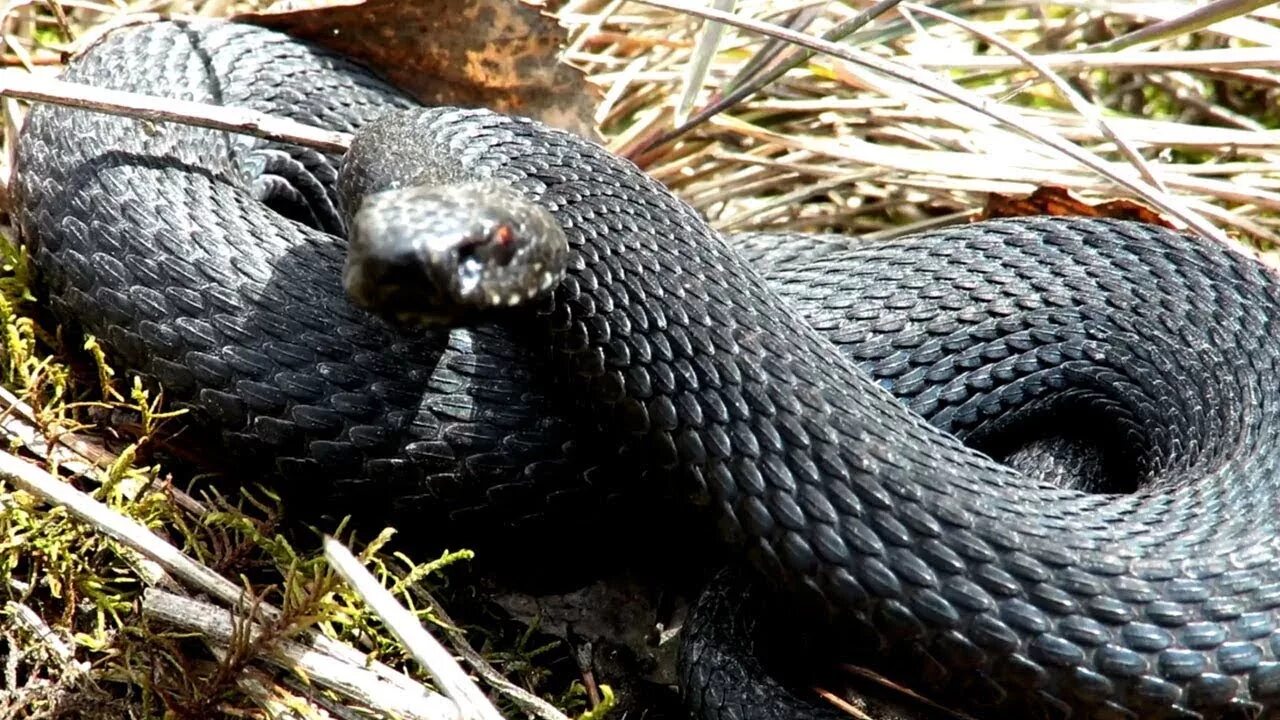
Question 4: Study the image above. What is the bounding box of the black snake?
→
[13,17,1280,720]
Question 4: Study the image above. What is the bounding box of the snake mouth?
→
[341,239,451,325]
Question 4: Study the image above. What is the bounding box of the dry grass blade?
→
[322,537,508,720]
[674,0,734,125]
[564,1,1279,247]
[401,581,576,720]
[905,47,1280,71]
[1085,0,1280,47]
[722,3,822,90]
[631,0,903,158]
[141,589,458,720]
[1092,0,1279,51]
[902,2,1166,193]
[626,0,1227,241]
[4,0,1280,718]
[0,449,463,720]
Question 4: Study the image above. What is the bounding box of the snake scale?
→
[12,17,1280,720]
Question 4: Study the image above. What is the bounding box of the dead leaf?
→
[979,185,1175,229]
[234,0,602,141]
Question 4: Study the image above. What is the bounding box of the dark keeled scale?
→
[13,17,1280,720]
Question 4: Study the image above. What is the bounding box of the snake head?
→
[343,181,569,326]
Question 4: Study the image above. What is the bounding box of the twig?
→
[206,643,338,720]
[5,601,88,675]
[322,537,506,720]
[0,449,460,719]
[0,69,351,154]
[404,583,573,720]
[141,588,457,720]
[0,387,95,475]
[0,449,243,603]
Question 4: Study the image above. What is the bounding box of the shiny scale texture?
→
[13,18,1280,720]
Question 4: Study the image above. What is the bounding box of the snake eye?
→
[485,223,520,265]
[491,223,514,247]
[453,223,519,265]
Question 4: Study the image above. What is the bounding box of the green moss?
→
[0,227,509,717]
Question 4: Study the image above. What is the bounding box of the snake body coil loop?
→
[13,19,1280,720]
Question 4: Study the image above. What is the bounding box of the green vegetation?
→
[2,0,1279,718]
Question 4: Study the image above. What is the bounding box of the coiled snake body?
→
[14,19,1280,720]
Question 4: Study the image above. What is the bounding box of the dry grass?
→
[0,0,1278,719]
[567,0,1280,245]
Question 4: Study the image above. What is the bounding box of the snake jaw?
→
[343,181,569,326]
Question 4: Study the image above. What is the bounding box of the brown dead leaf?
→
[979,185,1176,229]
[234,0,601,141]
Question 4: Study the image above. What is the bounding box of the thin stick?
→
[404,583,573,720]
[141,588,458,720]
[323,537,505,720]
[206,643,338,720]
[0,387,100,478]
[5,600,87,674]
[0,449,456,713]
[0,449,246,606]
[0,69,351,154]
